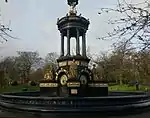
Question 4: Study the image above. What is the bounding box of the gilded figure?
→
[44,65,55,80]
[69,59,78,78]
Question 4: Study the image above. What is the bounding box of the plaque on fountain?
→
[71,89,78,94]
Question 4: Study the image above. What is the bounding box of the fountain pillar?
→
[82,32,86,57]
[76,28,80,55]
[60,33,64,56]
[67,29,70,56]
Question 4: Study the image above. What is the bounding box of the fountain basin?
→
[0,91,150,114]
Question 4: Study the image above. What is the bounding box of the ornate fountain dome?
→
[57,15,90,36]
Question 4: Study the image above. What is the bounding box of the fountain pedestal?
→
[39,80,59,96]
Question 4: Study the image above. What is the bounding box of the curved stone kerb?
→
[0,91,150,113]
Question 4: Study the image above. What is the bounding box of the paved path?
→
[1,111,150,118]
[0,110,16,118]
[0,110,30,118]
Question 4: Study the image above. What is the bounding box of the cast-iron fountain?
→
[0,0,150,117]
[40,0,108,97]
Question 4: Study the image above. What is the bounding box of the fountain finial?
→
[67,0,78,6]
[67,0,79,15]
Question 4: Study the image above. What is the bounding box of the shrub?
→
[22,88,28,91]
[11,81,18,86]
[30,81,37,86]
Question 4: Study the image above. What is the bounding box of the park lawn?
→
[0,84,40,93]
[109,84,150,91]
[0,84,150,93]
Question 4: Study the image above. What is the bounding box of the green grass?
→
[0,84,150,93]
[109,84,150,91]
[0,84,40,93]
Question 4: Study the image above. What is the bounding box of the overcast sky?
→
[0,0,126,58]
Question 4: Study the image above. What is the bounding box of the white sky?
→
[0,0,144,58]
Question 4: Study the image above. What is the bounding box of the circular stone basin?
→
[0,91,150,116]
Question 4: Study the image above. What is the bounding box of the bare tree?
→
[0,21,12,43]
[29,68,44,82]
[45,52,59,69]
[0,0,17,43]
[98,0,150,50]
[0,56,19,87]
[15,51,41,83]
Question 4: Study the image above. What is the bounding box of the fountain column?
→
[82,32,86,57]
[67,29,70,56]
[60,33,64,56]
[76,28,80,55]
